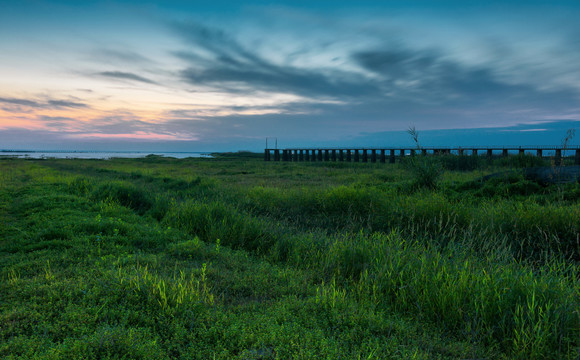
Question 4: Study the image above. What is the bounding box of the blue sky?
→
[0,0,578,151]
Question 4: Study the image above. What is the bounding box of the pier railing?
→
[264,146,580,165]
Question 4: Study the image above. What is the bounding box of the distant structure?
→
[264,146,580,165]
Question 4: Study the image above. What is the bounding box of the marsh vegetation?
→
[0,154,578,359]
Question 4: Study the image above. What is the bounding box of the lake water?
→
[0,151,212,159]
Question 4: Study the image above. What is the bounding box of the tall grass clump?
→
[311,231,579,358]
[438,155,483,171]
[242,186,318,220]
[67,176,95,195]
[405,126,443,189]
[91,181,152,214]
[243,185,383,231]
[163,200,275,252]
[115,263,215,314]
[497,153,548,168]
[482,200,580,260]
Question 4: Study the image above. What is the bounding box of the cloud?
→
[162,23,580,142]
[353,49,441,79]
[38,116,78,127]
[171,19,580,120]
[0,96,89,110]
[92,49,154,65]
[52,113,200,141]
[352,48,514,102]
[350,45,580,117]
[39,116,76,122]
[47,99,88,109]
[0,97,42,107]
[96,71,158,85]
[68,132,196,141]
[86,116,160,134]
[173,22,379,98]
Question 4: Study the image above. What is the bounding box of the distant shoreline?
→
[0,150,213,159]
[0,149,211,154]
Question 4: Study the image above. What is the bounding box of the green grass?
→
[0,155,578,359]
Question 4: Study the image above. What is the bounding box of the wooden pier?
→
[264,146,580,165]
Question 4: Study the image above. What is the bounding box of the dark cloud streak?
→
[47,99,88,109]
[93,49,154,65]
[172,20,580,114]
[173,22,379,98]
[0,97,42,107]
[0,97,89,110]
[171,19,580,110]
[97,71,158,85]
[352,47,580,108]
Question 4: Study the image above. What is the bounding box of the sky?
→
[0,0,579,152]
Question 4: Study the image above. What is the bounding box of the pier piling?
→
[265,146,579,165]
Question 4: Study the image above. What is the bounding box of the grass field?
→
[1,154,578,359]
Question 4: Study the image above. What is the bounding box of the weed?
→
[405,126,443,189]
